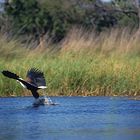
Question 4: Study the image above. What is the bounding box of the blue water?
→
[0,96,140,140]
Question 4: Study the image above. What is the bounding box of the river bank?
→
[0,29,140,97]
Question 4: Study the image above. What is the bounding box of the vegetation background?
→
[0,0,140,96]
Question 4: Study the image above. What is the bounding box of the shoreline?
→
[0,94,140,98]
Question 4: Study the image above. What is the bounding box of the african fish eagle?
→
[1,68,49,106]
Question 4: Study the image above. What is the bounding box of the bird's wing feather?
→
[2,70,19,80]
[1,70,40,99]
[26,68,46,87]
[17,78,38,90]
[1,70,38,89]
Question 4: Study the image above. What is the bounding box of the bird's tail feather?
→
[1,70,19,80]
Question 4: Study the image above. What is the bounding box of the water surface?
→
[0,96,140,140]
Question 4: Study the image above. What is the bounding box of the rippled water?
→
[0,96,140,140]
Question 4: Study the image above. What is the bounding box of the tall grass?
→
[0,28,140,97]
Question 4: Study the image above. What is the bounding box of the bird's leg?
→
[33,98,41,106]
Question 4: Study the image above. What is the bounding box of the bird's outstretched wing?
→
[1,70,38,90]
[2,70,19,80]
[1,69,46,99]
[26,68,47,88]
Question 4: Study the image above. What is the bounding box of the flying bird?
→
[1,68,58,106]
[1,68,49,106]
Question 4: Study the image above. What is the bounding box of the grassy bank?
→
[0,29,140,97]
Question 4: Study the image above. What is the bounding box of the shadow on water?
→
[0,96,140,140]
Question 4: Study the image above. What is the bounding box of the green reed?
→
[0,29,140,96]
